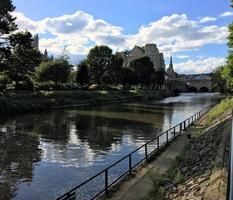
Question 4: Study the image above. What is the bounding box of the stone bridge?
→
[185,75,212,92]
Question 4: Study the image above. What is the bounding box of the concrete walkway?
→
[105,133,189,200]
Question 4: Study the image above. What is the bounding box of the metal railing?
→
[227,111,233,200]
[56,106,210,200]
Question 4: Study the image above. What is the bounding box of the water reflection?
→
[0,125,41,200]
[0,93,222,199]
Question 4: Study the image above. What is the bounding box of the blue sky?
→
[12,0,233,74]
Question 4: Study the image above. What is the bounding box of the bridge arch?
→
[189,86,198,92]
[200,87,209,92]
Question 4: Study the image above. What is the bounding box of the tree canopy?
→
[76,60,89,85]
[36,59,71,84]
[129,56,155,88]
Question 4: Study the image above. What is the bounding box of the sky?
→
[12,0,233,74]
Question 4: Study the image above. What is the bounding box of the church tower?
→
[167,55,175,76]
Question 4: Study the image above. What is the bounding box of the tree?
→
[8,31,42,89]
[212,66,226,92]
[36,59,71,85]
[121,67,137,87]
[0,0,17,35]
[76,60,89,86]
[214,0,233,93]
[129,56,155,88]
[86,45,113,84]
[0,0,17,89]
[155,69,165,89]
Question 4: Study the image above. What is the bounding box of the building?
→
[117,43,165,71]
[32,34,39,50]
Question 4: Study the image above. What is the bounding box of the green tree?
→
[0,0,17,89]
[36,59,71,85]
[121,67,137,87]
[9,31,42,89]
[76,60,89,86]
[216,0,233,92]
[155,69,165,89]
[129,56,155,88]
[212,66,226,92]
[0,0,17,35]
[86,45,113,84]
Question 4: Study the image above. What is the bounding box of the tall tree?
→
[155,69,165,89]
[0,0,17,35]
[76,60,89,86]
[0,0,17,88]
[129,56,155,88]
[86,45,113,84]
[217,0,233,92]
[9,31,42,89]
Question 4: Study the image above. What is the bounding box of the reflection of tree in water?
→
[32,111,71,143]
[0,125,41,200]
[75,114,159,151]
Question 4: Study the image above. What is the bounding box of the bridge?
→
[185,74,212,92]
[166,74,213,93]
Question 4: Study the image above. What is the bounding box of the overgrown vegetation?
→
[213,0,233,93]
[0,90,164,114]
[205,96,233,125]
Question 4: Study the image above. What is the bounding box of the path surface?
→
[105,133,189,200]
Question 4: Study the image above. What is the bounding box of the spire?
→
[167,54,175,75]
[170,54,173,66]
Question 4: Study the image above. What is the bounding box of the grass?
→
[0,90,164,114]
[205,96,233,125]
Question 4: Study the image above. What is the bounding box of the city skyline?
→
[12,0,233,74]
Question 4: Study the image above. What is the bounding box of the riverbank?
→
[140,97,233,200]
[105,96,232,200]
[0,89,173,114]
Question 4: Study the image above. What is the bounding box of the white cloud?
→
[175,54,189,59]
[219,11,233,17]
[174,57,226,74]
[199,17,216,23]
[13,11,228,69]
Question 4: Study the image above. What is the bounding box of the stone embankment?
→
[163,114,231,200]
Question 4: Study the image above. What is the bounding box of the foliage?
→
[76,60,89,85]
[36,59,71,84]
[121,67,137,87]
[8,31,42,89]
[86,45,113,84]
[129,56,155,88]
[213,1,233,93]
[0,0,17,35]
[212,66,226,92]
[155,69,165,89]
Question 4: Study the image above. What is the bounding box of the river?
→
[0,93,222,200]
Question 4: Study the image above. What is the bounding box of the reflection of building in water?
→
[117,43,165,71]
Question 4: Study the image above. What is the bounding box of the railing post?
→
[173,127,176,137]
[105,169,108,196]
[129,154,132,175]
[145,144,148,159]
[157,137,160,149]
[184,121,186,130]
[166,131,169,144]
[180,123,182,133]
[188,118,190,126]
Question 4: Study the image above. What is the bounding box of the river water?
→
[0,93,222,200]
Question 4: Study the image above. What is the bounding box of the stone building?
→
[32,34,39,50]
[117,43,165,71]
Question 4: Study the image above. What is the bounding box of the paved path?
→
[105,133,189,200]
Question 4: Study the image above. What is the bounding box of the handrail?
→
[56,106,211,200]
[227,111,233,200]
